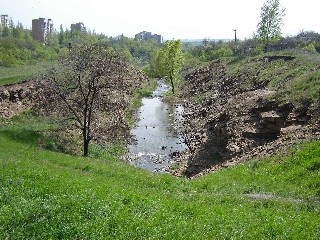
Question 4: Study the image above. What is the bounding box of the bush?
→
[0,52,17,66]
[303,43,317,53]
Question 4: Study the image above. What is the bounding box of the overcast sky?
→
[2,0,319,40]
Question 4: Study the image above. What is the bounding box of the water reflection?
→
[126,80,186,172]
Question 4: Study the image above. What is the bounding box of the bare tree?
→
[42,44,138,156]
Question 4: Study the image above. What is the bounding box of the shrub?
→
[303,43,317,53]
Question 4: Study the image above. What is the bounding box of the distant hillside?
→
[176,39,232,46]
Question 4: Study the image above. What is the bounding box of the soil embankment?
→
[0,80,39,118]
[173,55,320,177]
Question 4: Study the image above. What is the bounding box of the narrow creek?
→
[126,79,187,173]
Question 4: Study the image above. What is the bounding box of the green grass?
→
[225,51,320,106]
[134,78,157,97]
[0,117,319,239]
[0,61,51,85]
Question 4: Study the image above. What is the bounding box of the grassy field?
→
[0,115,319,239]
[0,62,51,86]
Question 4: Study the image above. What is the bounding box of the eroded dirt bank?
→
[172,56,320,177]
[0,80,39,118]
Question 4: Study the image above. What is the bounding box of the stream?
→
[126,79,187,173]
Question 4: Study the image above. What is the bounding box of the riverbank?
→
[173,52,320,177]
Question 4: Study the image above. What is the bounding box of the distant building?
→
[71,22,85,33]
[1,15,10,28]
[153,34,163,44]
[31,18,53,44]
[0,14,12,36]
[135,31,163,44]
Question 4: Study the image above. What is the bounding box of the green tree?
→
[154,40,184,94]
[12,22,24,40]
[46,30,59,47]
[120,47,133,63]
[58,24,65,45]
[256,0,285,52]
[148,49,160,77]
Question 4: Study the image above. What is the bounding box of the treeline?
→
[0,22,162,67]
[54,28,162,66]
[183,30,320,63]
[0,22,59,66]
[1,20,320,69]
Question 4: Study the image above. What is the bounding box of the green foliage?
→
[0,35,58,66]
[225,51,320,106]
[43,44,134,157]
[151,40,184,93]
[0,22,161,68]
[303,43,317,52]
[285,70,320,103]
[184,31,320,63]
[146,49,160,77]
[89,143,126,160]
[0,21,60,66]
[134,78,157,98]
[256,0,286,52]
[109,35,162,67]
[185,40,232,62]
[208,47,233,59]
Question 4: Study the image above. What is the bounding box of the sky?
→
[2,0,320,40]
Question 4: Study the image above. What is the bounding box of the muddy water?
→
[126,80,187,172]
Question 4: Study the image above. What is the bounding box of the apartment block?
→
[31,18,53,44]
[71,22,85,33]
[135,31,163,44]
[0,14,12,36]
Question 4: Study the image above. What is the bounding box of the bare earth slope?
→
[173,54,320,177]
[0,80,38,118]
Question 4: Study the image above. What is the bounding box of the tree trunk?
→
[171,79,175,94]
[170,72,175,94]
[264,43,269,53]
[83,138,90,157]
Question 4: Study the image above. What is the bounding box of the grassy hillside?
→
[0,62,51,86]
[226,50,320,106]
[0,116,319,239]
